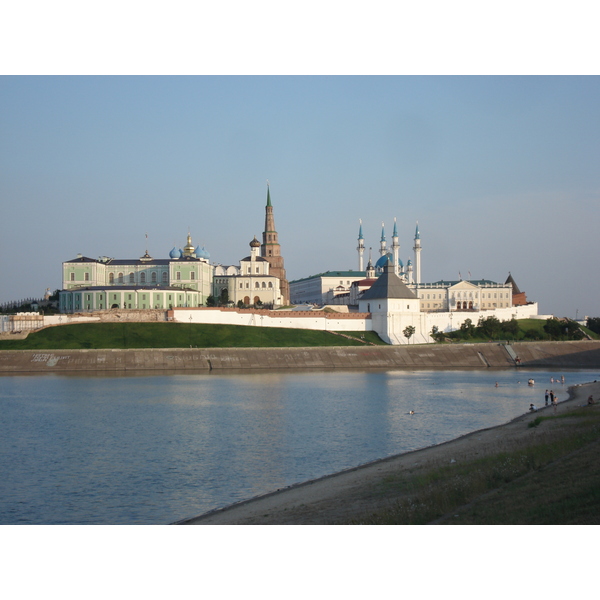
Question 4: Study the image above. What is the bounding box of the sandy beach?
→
[177,379,600,524]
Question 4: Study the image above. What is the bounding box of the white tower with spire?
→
[413,222,422,284]
[406,259,414,284]
[357,220,365,271]
[391,217,400,276]
[379,222,387,257]
[366,247,375,278]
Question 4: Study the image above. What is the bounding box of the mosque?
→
[289,220,522,313]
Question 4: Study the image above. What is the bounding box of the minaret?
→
[261,183,289,304]
[391,217,400,276]
[413,222,421,284]
[379,222,387,257]
[406,259,413,284]
[357,220,365,271]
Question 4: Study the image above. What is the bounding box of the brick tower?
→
[261,184,289,305]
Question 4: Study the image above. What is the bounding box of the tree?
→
[543,317,564,340]
[219,288,229,305]
[501,318,519,338]
[459,318,475,338]
[586,317,600,335]
[478,315,502,339]
[403,325,416,344]
[206,295,216,307]
[430,325,444,343]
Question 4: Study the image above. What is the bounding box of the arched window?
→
[162,272,168,283]
[262,282,266,288]
[109,273,114,284]
[140,272,146,283]
[151,272,157,283]
[268,282,273,288]
[254,296,260,304]
[244,296,250,305]
[118,273,124,284]
[255,282,260,288]
[129,273,135,283]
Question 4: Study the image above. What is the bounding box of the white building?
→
[213,237,282,307]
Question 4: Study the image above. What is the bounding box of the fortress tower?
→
[261,184,289,304]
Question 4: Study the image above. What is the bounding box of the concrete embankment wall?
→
[1,341,599,373]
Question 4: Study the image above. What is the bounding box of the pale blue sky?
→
[1,75,599,317]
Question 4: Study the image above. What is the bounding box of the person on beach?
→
[495,382,498,387]
[552,393,558,413]
[549,390,555,404]
[529,403,537,412]
[545,390,549,405]
[588,395,595,405]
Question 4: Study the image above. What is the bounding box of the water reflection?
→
[0,368,597,524]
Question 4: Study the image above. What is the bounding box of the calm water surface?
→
[1,368,597,524]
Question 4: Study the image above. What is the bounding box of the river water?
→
[1,368,597,524]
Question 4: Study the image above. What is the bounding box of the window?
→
[70,272,75,281]
[162,272,168,283]
[255,282,260,289]
[129,273,135,283]
[268,282,273,288]
[262,282,266,288]
[151,272,157,283]
[240,283,243,289]
[85,272,89,281]
[176,272,181,280]
[118,273,124,284]
[191,272,195,280]
[140,273,146,283]
[109,273,114,284]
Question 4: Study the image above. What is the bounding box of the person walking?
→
[552,392,558,413]
[545,390,549,405]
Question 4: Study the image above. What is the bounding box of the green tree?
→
[206,295,217,307]
[543,317,564,340]
[219,288,229,305]
[459,318,475,338]
[586,317,600,335]
[478,315,502,339]
[501,318,519,338]
[403,325,416,344]
[430,325,444,342]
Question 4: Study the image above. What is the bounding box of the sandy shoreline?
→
[177,378,600,525]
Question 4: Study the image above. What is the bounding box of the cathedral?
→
[59,185,290,312]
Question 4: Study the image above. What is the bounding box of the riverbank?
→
[178,379,600,524]
[2,340,600,372]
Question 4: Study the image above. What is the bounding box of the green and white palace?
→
[59,234,213,313]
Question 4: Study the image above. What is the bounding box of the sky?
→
[1,75,599,318]
[1,4,599,321]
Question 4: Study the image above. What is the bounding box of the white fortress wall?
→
[173,308,371,332]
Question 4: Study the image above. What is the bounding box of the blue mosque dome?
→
[199,246,210,259]
[375,253,393,269]
[195,245,202,257]
[169,247,181,259]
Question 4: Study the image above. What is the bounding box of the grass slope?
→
[0,322,383,350]
[351,407,600,525]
